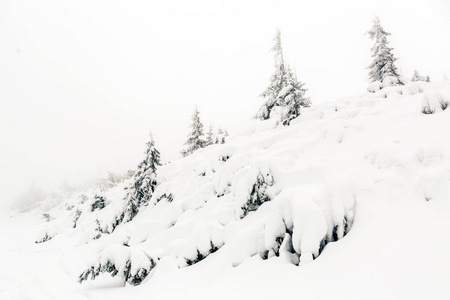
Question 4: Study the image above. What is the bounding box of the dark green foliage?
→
[91,194,106,212]
[124,133,161,222]
[184,241,222,266]
[35,233,52,243]
[78,255,156,286]
[241,173,274,217]
[156,193,174,204]
[73,209,82,228]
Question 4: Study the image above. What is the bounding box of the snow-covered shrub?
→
[182,240,223,267]
[42,213,52,222]
[411,70,430,82]
[421,89,447,114]
[35,233,53,243]
[232,165,276,218]
[382,76,402,88]
[367,81,382,93]
[79,245,157,286]
[35,225,57,243]
[72,209,82,228]
[91,192,106,211]
[244,172,274,215]
[93,217,104,240]
[155,192,173,203]
[262,187,355,265]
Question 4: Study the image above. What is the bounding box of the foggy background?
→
[1,0,449,207]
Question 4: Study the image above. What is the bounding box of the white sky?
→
[1,0,450,203]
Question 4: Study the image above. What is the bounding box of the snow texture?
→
[3,80,450,299]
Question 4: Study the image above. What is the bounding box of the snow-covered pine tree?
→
[205,123,214,147]
[411,70,430,82]
[124,132,161,222]
[367,17,403,87]
[181,107,205,156]
[256,29,310,126]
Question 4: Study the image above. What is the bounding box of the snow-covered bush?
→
[422,89,448,114]
[262,186,355,265]
[35,225,57,243]
[382,76,402,88]
[72,209,82,228]
[367,81,382,93]
[231,164,277,218]
[79,245,157,286]
[411,70,430,82]
[35,232,53,243]
[91,192,106,211]
[181,240,224,267]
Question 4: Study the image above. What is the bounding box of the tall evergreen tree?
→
[256,29,310,125]
[124,132,161,222]
[367,17,403,86]
[181,107,205,157]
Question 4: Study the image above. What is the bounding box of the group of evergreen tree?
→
[113,16,431,229]
[181,107,229,157]
[257,18,430,123]
[366,17,430,89]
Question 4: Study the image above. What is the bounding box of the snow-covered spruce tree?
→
[411,70,430,82]
[367,17,403,87]
[256,29,310,126]
[205,123,214,146]
[181,107,205,156]
[123,132,161,222]
[91,191,106,211]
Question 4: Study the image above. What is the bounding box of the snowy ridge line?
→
[32,80,450,287]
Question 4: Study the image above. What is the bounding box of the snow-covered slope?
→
[2,81,450,300]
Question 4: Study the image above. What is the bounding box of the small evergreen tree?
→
[181,107,205,156]
[256,29,310,125]
[367,17,403,86]
[124,132,161,222]
[205,123,214,146]
[411,70,430,82]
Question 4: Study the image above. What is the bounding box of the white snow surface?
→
[2,80,450,299]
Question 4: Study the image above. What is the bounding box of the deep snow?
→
[1,81,450,300]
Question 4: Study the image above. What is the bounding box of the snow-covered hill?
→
[2,81,450,300]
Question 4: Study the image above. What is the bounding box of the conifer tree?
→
[205,123,214,146]
[367,17,403,86]
[181,107,205,156]
[411,70,430,82]
[256,29,310,125]
[124,132,161,222]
